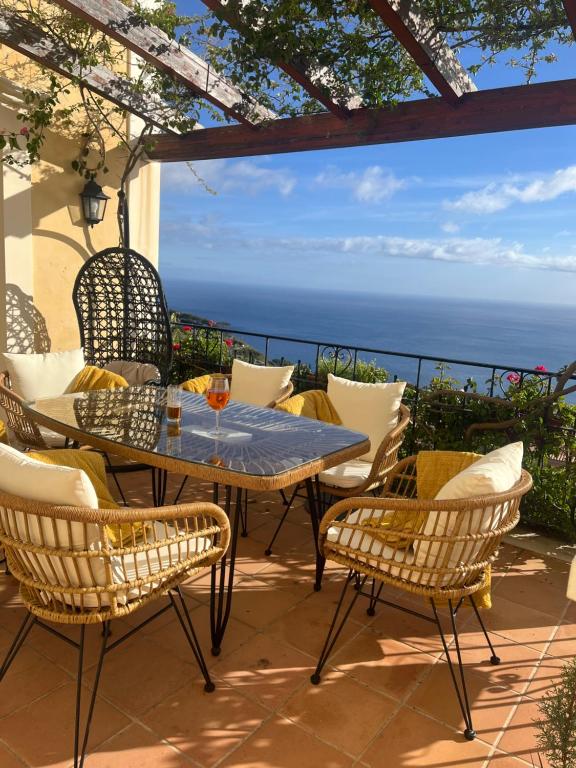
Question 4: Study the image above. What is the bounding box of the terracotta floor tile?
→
[362,707,491,768]
[331,626,437,701]
[90,724,197,767]
[363,599,446,658]
[479,597,558,651]
[280,670,399,757]
[524,654,565,702]
[0,741,27,768]
[248,517,311,551]
[218,715,354,768]
[407,662,522,745]
[142,681,268,767]
[498,697,549,767]
[544,621,576,660]
[213,632,314,710]
[228,577,305,629]
[492,563,570,620]
[0,682,130,768]
[85,633,207,716]
[485,752,535,767]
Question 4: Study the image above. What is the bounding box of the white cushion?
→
[327,374,405,462]
[568,557,576,602]
[1,349,85,401]
[230,359,294,407]
[319,458,372,489]
[414,442,524,583]
[104,360,161,386]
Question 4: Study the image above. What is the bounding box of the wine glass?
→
[205,374,230,436]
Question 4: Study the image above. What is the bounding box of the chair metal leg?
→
[77,622,109,768]
[431,599,476,741]
[306,477,326,591]
[103,453,127,505]
[367,579,384,617]
[240,489,249,538]
[169,588,215,693]
[173,475,188,505]
[265,485,299,556]
[0,613,35,681]
[311,571,367,685]
[469,595,501,665]
[152,467,167,506]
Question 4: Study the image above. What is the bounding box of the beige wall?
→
[0,63,161,354]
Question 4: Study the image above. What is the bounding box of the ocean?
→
[162,279,576,386]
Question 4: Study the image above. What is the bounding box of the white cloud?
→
[314,164,406,203]
[162,158,296,197]
[441,222,460,234]
[445,165,576,214]
[163,221,576,274]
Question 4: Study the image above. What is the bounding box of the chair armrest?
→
[268,381,294,408]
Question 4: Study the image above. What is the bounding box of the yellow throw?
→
[276,389,342,425]
[66,365,128,393]
[181,374,212,394]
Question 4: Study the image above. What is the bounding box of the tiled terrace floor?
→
[0,471,574,768]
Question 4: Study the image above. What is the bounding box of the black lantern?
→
[80,179,110,227]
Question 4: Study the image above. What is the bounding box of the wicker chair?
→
[265,400,411,556]
[311,455,532,740]
[0,372,61,450]
[73,248,173,386]
[0,491,230,768]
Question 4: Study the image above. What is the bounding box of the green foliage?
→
[536,659,576,768]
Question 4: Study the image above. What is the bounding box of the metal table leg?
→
[151,467,167,507]
[305,476,326,592]
[209,484,242,656]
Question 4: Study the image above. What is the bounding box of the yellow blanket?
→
[28,449,147,546]
[181,374,212,394]
[276,389,342,425]
[66,365,128,393]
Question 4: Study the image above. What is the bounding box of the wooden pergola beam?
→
[202,0,362,119]
[563,0,576,39]
[51,0,275,125]
[367,0,476,104]
[148,78,576,162]
[0,11,179,132]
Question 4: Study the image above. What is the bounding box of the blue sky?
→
[159,5,576,305]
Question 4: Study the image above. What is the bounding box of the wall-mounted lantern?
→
[80,179,110,227]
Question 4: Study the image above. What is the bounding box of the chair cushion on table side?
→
[230,359,294,407]
[0,349,85,401]
[66,365,128,393]
[327,374,405,462]
[319,458,372,489]
[104,360,161,386]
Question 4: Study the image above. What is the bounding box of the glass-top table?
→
[27,386,370,653]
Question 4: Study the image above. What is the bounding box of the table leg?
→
[209,484,242,656]
[305,477,326,592]
[151,468,167,507]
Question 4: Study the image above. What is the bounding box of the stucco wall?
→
[0,59,161,354]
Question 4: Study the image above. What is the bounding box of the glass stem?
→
[216,408,221,435]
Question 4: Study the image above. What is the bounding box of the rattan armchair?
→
[311,455,533,740]
[265,401,411,556]
[0,372,57,450]
[181,372,294,408]
[0,492,230,768]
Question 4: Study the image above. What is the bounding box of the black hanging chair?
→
[73,248,173,386]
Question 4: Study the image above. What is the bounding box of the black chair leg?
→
[431,599,476,741]
[173,475,188,505]
[0,613,35,681]
[366,579,384,616]
[469,594,501,665]
[311,571,367,685]
[240,490,249,538]
[169,588,215,693]
[103,453,127,506]
[76,622,109,768]
[265,485,299,556]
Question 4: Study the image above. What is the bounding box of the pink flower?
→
[507,372,521,385]
[182,325,192,332]
[534,365,548,372]
[224,338,233,348]
[19,126,29,136]
[172,342,181,351]
[207,320,216,327]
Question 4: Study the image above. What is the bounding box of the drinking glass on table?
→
[206,374,230,436]
[166,385,183,422]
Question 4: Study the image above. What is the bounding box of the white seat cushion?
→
[414,442,524,579]
[230,359,294,407]
[319,458,372,489]
[327,374,405,462]
[568,556,576,602]
[1,349,85,401]
[104,360,161,386]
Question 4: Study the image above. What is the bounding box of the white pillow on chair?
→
[1,349,85,401]
[327,374,406,462]
[230,359,294,407]
[104,360,161,385]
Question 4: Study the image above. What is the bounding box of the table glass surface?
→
[28,387,369,479]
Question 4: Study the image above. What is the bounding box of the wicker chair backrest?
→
[0,372,48,450]
[73,248,172,386]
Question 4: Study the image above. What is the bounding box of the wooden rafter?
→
[51,0,275,125]
[147,78,576,162]
[367,0,476,104]
[563,0,576,39]
[201,0,362,119]
[0,10,179,132]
